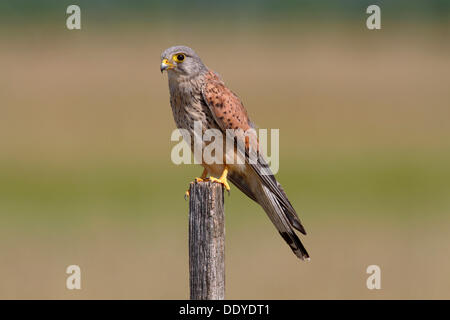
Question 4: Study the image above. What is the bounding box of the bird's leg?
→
[185,168,209,199]
[209,166,231,194]
[195,168,209,183]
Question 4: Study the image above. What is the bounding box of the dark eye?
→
[173,53,185,63]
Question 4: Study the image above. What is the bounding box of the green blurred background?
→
[0,0,449,299]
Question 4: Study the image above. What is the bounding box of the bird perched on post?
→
[161,45,309,260]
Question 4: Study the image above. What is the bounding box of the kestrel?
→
[161,45,309,260]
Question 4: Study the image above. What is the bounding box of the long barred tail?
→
[257,184,310,261]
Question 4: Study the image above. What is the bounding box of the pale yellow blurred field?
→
[1,27,449,162]
[1,220,450,299]
[0,25,449,299]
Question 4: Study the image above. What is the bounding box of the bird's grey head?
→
[160,45,207,78]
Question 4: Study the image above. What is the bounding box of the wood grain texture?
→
[189,181,225,300]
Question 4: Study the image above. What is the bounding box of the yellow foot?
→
[209,167,231,194]
[185,169,210,200]
[210,176,231,194]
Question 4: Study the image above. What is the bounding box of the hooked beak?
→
[160,58,175,73]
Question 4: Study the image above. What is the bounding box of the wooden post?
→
[189,181,225,300]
